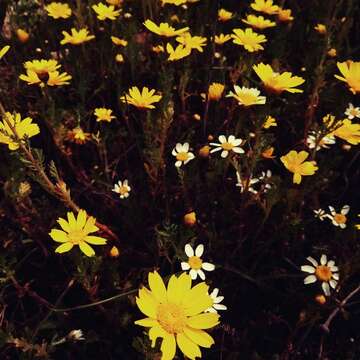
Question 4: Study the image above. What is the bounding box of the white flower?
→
[181,243,215,280]
[306,130,336,151]
[328,205,350,229]
[67,329,85,342]
[236,171,259,194]
[313,208,328,221]
[259,170,272,192]
[301,255,339,296]
[171,142,195,167]
[210,135,244,158]
[345,103,360,120]
[205,288,227,313]
[112,179,131,199]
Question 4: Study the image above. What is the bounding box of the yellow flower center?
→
[157,303,187,334]
[221,142,234,151]
[350,109,359,116]
[315,265,332,282]
[334,213,346,224]
[188,256,203,270]
[176,152,189,162]
[68,230,86,244]
[118,186,128,195]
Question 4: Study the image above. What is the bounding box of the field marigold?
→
[332,119,360,145]
[280,150,318,184]
[231,28,267,52]
[214,34,231,45]
[253,63,305,93]
[277,8,294,22]
[144,20,189,37]
[49,210,107,257]
[92,2,120,20]
[242,15,276,30]
[226,85,266,106]
[334,61,360,94]
[135,271,219,360]
[94,108,115,122]
[207,82,225,101]
[176,33,207,52]
[166,43,191,61]
[218,9,233,22]
[60,28,95,45]
[250,0,279,15]
[45,2,72,19]
[111,36,128,46]
[120,86,162,109]
[0,112,40,150]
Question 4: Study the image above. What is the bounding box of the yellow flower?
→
[161,0,187,5]
[334,61,360,94]
[327,48,337,57]
[253,63,305,94]
[152,45,165,53]
[92,2,120,20]
[0,112,40,150]
[332,119,360,145]
[45,2,72,19]
[176,33,207,52]
[166,43,191,61]
[314,23,327,34]
[263,115,277,129]
[24,59,60,73]
[207,82,225,101]
[226,85,266,106]
[60,28,95,45]
[115,53,124,63]
[48,71,72,86]
[94,108,116,122]
[135,271,219,360]
[280,150,318,184]
[111,36,128,46]
[120,86,162,110]
[0,45,10,59]
[184,211,196,226]
[218,9,233,22]
[68,127,91,144]
[356,215,360,230]
[242,15,276,30]
[250,0,279,15]
[109,245,120,257]
[144,19,189,37]
[49,210,107,257]
[16,29,30,43]
[277,8,294,22]
[214,34,231,45]
[106,0,123,5]
[231,28,267,52]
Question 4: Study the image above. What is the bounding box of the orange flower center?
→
[176,152,189,162]
[118,186,128,195]
[157,303,186,334]
[221,142,234,151]
[315,265,332,282]
[334,213,346,224]
[68,230,86,244]
[350,109,359,116]
[188,256,203,270]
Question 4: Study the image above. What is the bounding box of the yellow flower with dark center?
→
[250,0,279,15]
[226,85,266,106]
[263,115,277,129]
[120,86,162,109]
[166,43,191,61]
[253,63,305,93]
[242,15,276,30]
[49,210,107,257]
[111,36,128,46]
[60,28,95,45]
[0,112,40,150]
[277,8,294,22]
[16,29,30,43]
[280,150,318,184]
[176,33,207,52]
[144,19,189,37]
[135,271,219,360]
[314,23,326,34]
[0,45,10,59]
[218,9,233,22]
[94,108,116,122]
[214,34,231,45]
[334,61,360,94]
[45,2,72,19]
[92,2,120,20]
[231,28,267,52]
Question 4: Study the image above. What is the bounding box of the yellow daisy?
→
[277,8,294,22]
[226,85,266,106]
[218,9,233,22]
[166,43,191,61]
[94,108,116,122]
[242,14,276,30]
[214,34,231,45]
[60,28,95,45]
[231,28,267,52]
[176,33,207,52]
[334,61,360,94]
[120,86,162,109]
[250,0,279,15]
[144,20,189,37]
[92,2,121,20]
[45,2,72,19]
[111,36,128,46]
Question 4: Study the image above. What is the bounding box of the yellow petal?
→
[148,271,167,303]
[148,324,167,347]
[84,235,107,245]
[134,318,159,327]
[160,333,176,360]
[136,288,158,318]
[176,332,201,359]
[77,209,87,229]
[57,217,70,232]
[49,229,68,243]
[182,282,209,308]
[183,327,214,348]
[55,242,73,254]
[187,313,220,329]
[293,172,302,184]
[79,242,95,257]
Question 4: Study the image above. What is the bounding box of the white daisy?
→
[205,288,227,313]
[301,254,339,296]
[171,142,195,168]
[313,208,328,221]
[306,130,336,151]
[112,179,131,199]
[226,85,266,106]
[236,171,259,194]
[181,243,215,280]
[210,135,244,158]
[328,205,350,229]
[345,103,360,120]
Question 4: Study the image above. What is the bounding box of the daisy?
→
[236,171,259,194]
[112,179,131,199]
[328,205,350,228]
[226,85,266,106]
[345,103,360,120]
[301,255,339,296]
[205,288,227,313]
[313,209,328,221]
[171,143,195,167]
[181,243,215,280]
[306,130,336,151]
[210,135,244,158]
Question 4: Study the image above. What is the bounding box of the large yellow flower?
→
[120,86,162,109]
[176,33,207,52]
[24,59,60,74]
[231,28,267,52]
[0,45,10,59]
[92,2,121,20]
[253,63,305,93]
[280,150,318,184]
[144,20,189,37]
[242,14,276,30]
[135,271,219,360]
[0,112,40,150]
[45,2,72,19]
[60,28,95,45]
[49,210,107,257]
[250,0,279,15]
[332,119,360,145]
[334,61,360,94]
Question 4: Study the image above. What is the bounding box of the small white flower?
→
[301,255,339,296]
[313,208,328,221]
[181,243,215,280]
[236,171,259,194]
[67,329,85,342]
[306,130,336,151]
[345,103,360,120]
[205,288,227,313]
[328,205,350,229]
[210,135,244,158]
[259,170,273,192]
[171,142,195,168]
[112,179,131,199]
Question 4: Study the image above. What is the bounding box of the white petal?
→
[197,269,206,280]
[232,139,242,146]
[322,282,330,296]
[185,243,194,257]
[320,254,327,265]
[221,150,229,158]
[304,275,317,284]
[327,260,335,267]
[175,143,183,152]
[341,205,350,215]
[210,147,222,153]
[228,135,235,142]
[329,280,337,289]
[172,148,178,156]
[182,142,189,152]
[332,273,339,280]
[175,160,182,167]
[232,147,245,154]
[328,206,335,215]
[306,256,318,266]
[206,307,217,313]
[195,244,204,257]
[301,265,315,274]
[202,262,215,271]
[214,304,227,310]
[181,262,191,270]
[189,269,198,280]
[340,223,346,229]
[330,266,338,272]
[218,135,226,143]
[213,296,224,304]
